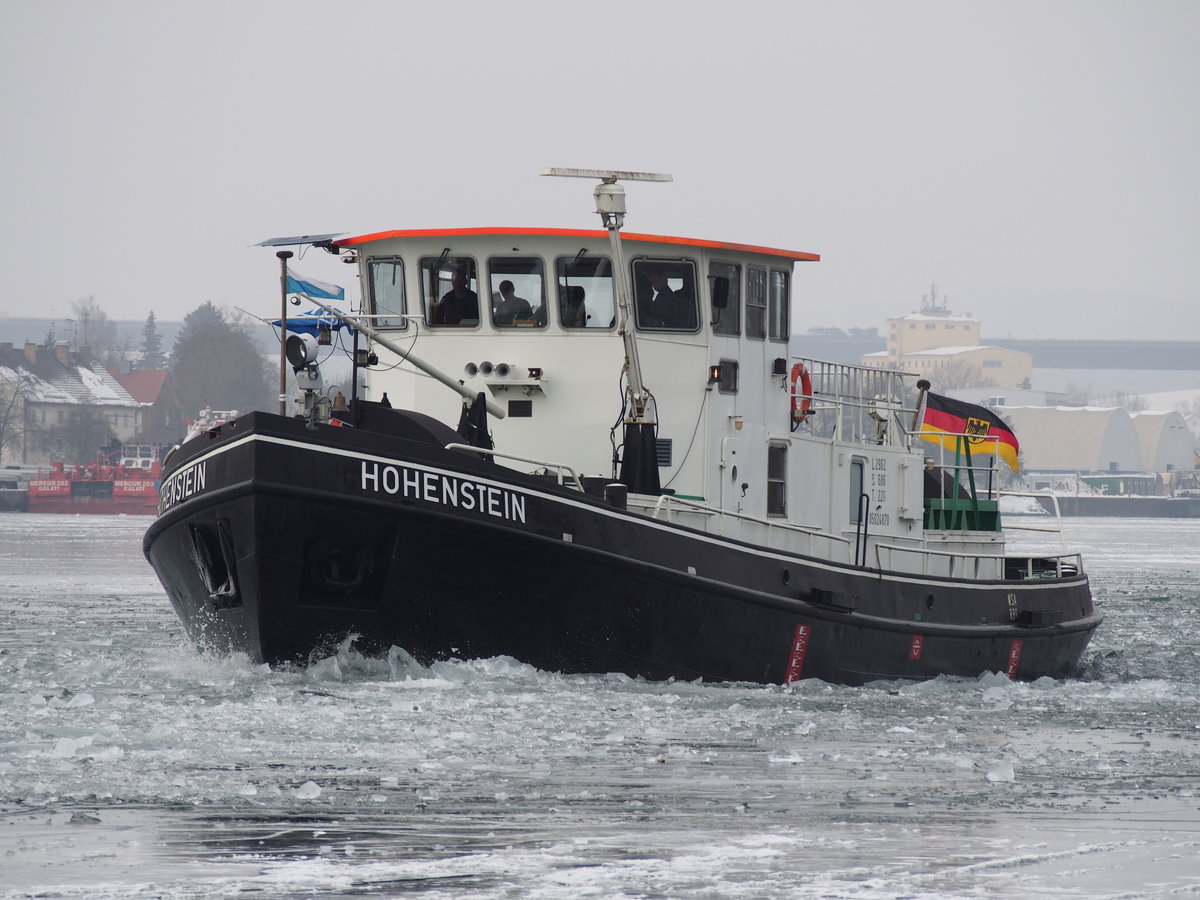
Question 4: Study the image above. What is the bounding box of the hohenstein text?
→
[361,461,527,523]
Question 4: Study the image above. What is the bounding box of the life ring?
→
[790,362,812,423]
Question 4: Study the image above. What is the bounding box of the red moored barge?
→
[27,446,161,515]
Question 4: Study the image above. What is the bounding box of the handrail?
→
[443,443,584,491]
[998,489,1068,557]
[641,493,852,557]
[788,357,919,448]
[873,540,1083,579]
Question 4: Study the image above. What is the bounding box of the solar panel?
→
[254,233,345,248]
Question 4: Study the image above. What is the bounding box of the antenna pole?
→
[596,180,651,422]
[277,250,293,415]
[913,378,931,432]
[541,168,672,424]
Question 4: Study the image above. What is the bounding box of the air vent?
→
[656,439,673,467]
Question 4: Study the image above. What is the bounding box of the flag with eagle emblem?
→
[919,392,1020,472]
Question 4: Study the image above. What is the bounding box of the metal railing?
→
[791,358,921,449]
[996,489,1070,557]
[874,540,1083,580]
[640,492,852,559]
[443,443,584,491]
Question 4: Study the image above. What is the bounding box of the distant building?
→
[859,284,1033,390]
[1002,406,1142,473]
[947,386,1069,408]
[1130,411,1195,473]
[110,368,184,446]
[0,341,143,467]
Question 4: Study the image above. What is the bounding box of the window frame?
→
[768,268,789,343]
[487,255,548,329]
[708,260,741,337]
[555,254,617,330]
[746,266,766,340]
[631,257,701,333]
[366,256,408,330]
[420,255,481,328]
[767,441,788,517]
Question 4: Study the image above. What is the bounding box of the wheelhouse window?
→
[556,254,615,329]
[488,257,546,328]
[767,442,787,516]
[633,259,699,331]
[768,270,789,342]
[709,262,740,336]
[367,258,406,329]
[421,256,480,326]
[746,267,766,339]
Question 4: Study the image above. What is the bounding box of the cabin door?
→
[719,435,742,512]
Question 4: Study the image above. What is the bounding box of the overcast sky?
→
[2,1,1197,342]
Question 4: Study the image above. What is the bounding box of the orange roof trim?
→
[334,227,819,262]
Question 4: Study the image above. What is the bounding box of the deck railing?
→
[443,443,585,491]
[637,493,853,560]
[996,489,1071,558]
[790,357,920,449]
[873,540,1083,580]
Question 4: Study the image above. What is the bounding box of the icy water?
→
[1,515,1198,899]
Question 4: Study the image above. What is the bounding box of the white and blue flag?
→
[285,271,345,301]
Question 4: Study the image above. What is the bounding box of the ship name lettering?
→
[361,461,526,524]
[159,460,207,511]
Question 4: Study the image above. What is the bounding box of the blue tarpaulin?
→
[271,308,355,336]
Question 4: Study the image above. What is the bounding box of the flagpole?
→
[912,378,930,432]
[277,251,293,415]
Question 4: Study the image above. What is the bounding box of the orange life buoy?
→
[790,362,812,423]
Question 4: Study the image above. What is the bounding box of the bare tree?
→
[69,296,129,369]
[926,358,995,391]
[1096,390,1149,412]
[37,407,114,465]
[0,373,34,465]
[1060,381,1092,407]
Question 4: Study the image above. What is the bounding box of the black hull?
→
[144,412,1100,686]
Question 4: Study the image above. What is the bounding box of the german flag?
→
[919,392,1020,472]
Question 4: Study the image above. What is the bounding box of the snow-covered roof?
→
[0,345,141,408]
[892,312,978,323]
[904,344,1009,357]
[1129,410,1196,470]
[1002,406,1142,471]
